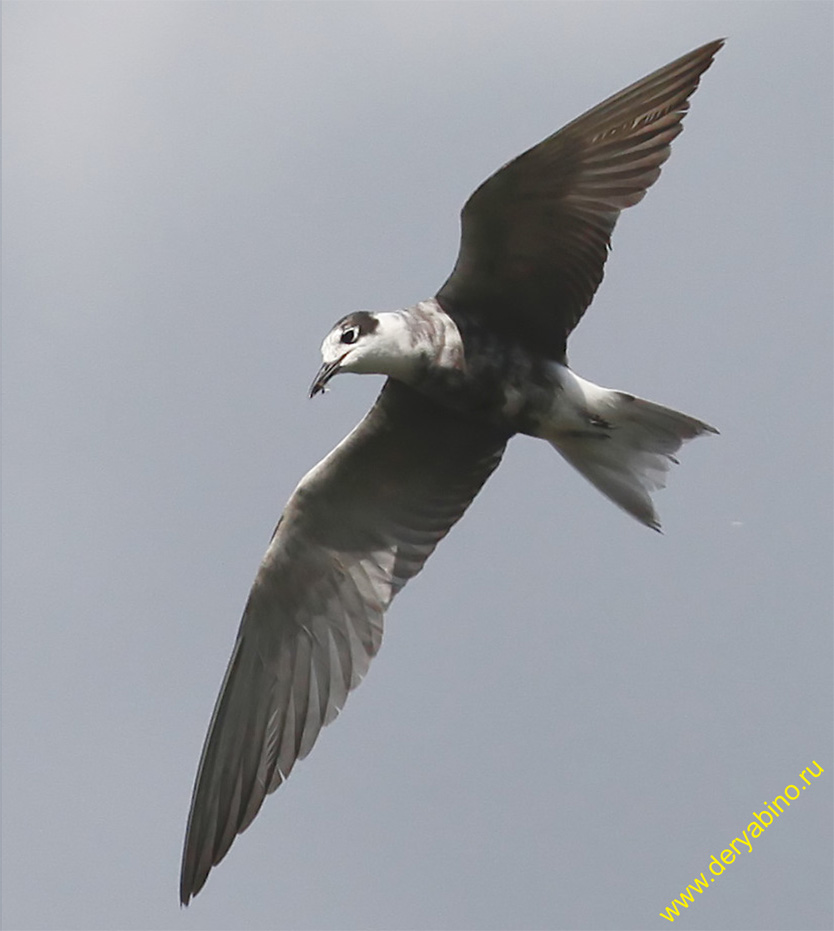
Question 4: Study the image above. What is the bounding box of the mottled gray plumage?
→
[181,40,722,905]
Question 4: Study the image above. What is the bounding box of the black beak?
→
[309,355,346,398]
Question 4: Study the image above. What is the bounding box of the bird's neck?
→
[390,299,466,380]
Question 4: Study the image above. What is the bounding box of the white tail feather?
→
[547,372,717,530]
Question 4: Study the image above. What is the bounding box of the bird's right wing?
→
[180,379,509,904]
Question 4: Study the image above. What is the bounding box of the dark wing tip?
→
[179,802,213,905]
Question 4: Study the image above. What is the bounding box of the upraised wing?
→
[436,39,723,360]
[180,379,509,903]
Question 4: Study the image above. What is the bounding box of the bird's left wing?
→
[180,378,509,904]
[436,39,723,360]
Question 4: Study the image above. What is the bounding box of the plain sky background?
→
[3,3,832,930]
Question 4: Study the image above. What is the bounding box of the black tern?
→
[181,39,722,904]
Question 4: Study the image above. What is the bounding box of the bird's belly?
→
[444,360,614,441]
[414,355,570,436]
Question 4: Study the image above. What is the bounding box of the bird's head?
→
[309,311,417,397]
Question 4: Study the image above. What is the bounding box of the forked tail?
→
[549,378,717,531]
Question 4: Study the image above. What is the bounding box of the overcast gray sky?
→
[3,3,832,930]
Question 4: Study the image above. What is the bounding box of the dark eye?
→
[340,326,359,345]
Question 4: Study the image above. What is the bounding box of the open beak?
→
[309,354,347,398]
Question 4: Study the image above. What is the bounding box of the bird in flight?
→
[181,39,722,904]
